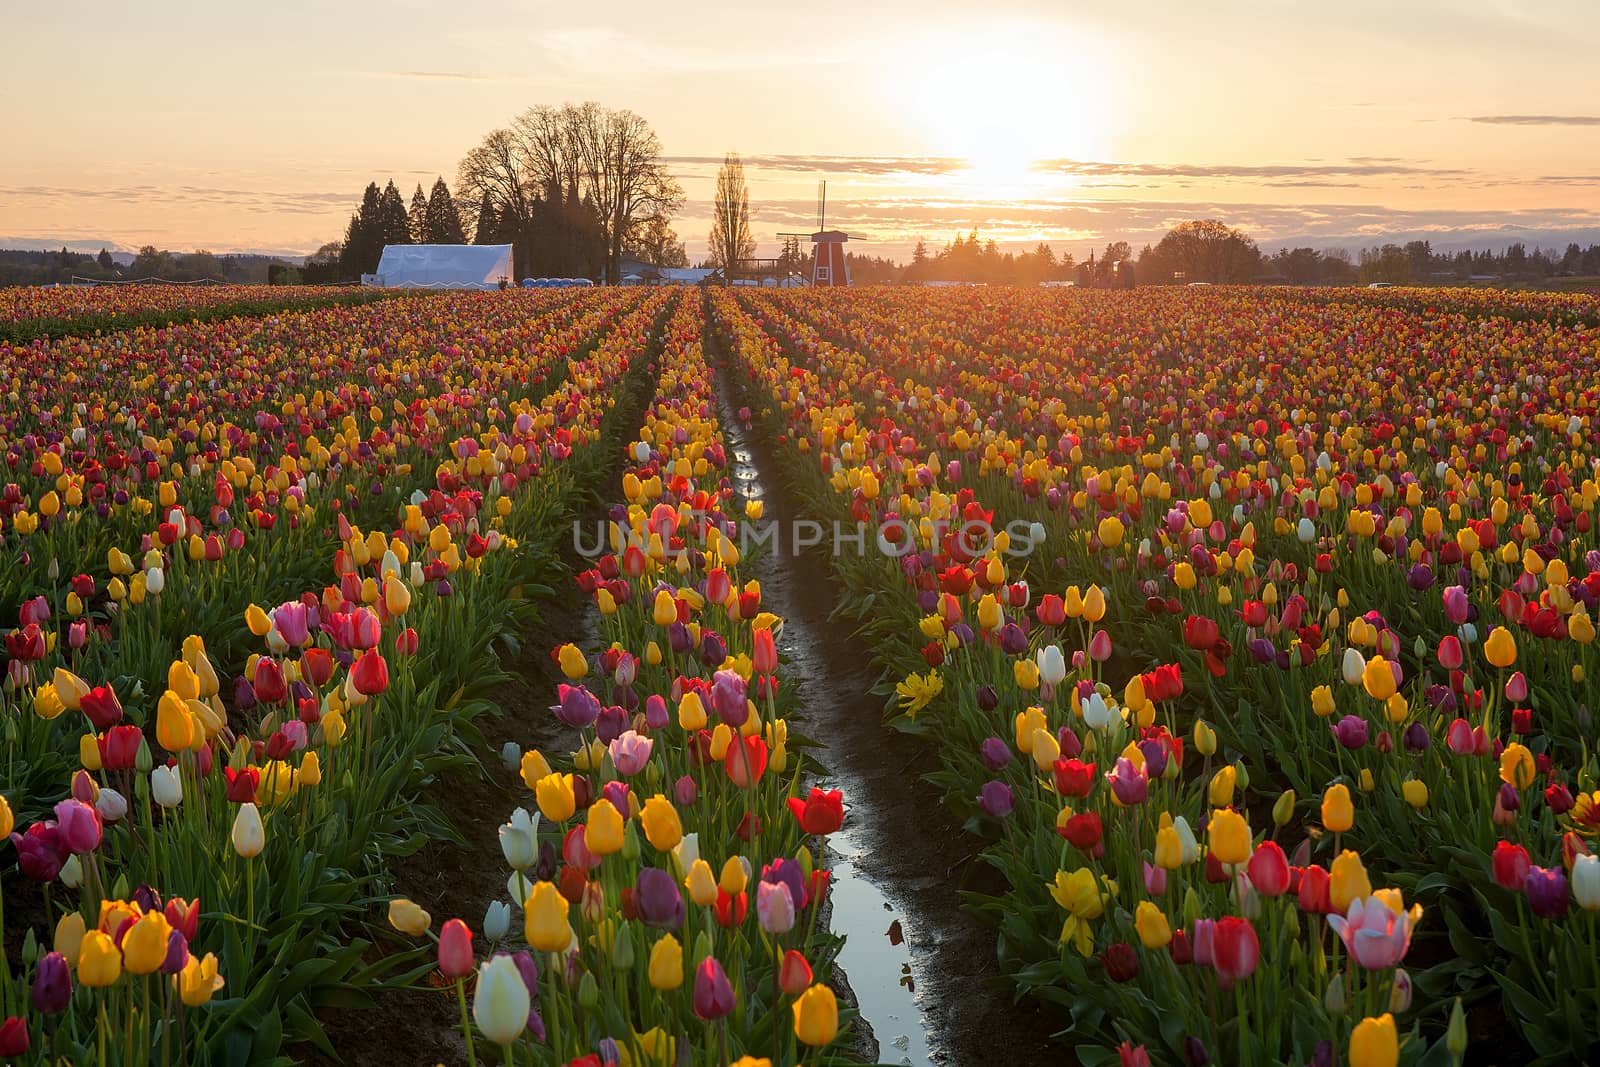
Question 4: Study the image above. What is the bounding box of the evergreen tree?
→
[472,191,500,244]
[97,248,114,271]
[379,181,412,249]
[339,182,385,277]
[425,178,467,243]
[408,184,429,243]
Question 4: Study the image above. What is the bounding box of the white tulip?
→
[498,808,537,870]
[483,900,512,941]
[95,788,128,822]
[472,954,531,1046]
[152,765,184,809]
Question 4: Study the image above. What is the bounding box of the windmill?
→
[778,181,863,287]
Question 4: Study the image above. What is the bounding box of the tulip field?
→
[0,282,1597,1066]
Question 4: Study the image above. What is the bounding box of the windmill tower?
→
[778,181,862,287]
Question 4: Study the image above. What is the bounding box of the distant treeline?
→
[0,248,296,288]
[853,227,1600,288]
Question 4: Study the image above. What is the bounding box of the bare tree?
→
[456,127,537,267]
[707,152,756,273]
[458,102,683,283]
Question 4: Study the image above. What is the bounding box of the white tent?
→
[368,244,513,289]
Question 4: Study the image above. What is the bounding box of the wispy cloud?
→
[383,70,490,81]
[1467,114,1600,126]
[1033,158,1469,181]
[663,154,965,176]
[1,185,355,216]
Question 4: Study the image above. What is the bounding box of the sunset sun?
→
[890,24,1111,190]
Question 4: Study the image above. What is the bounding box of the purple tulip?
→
[698,631,727,668]
[950,622,974,647]
[674,775,698,806]
[975,684,999,711]
[594,704,628,745]
[32,953,71,1014]
[980,737,1011,771]
[634,868,685,930]
[709,670,748,727]
[1107,758,1149,805]
[1139,738,1169,779]
[1403,722,1431,752]
[760,858,808,910]
[998,623,1028,656]
[667,621,693,654]
[643,694,669,731]
[978,780,1014,818]
[1406,564,1434,591]
[160,929,190,975]
[11,825,65,882]
[600,780,630,814]
[233,674,258,713]
[1330,715,1369,750]
[693,957,736,1020]
[1525,866,1568,918]
[550,684,600,728]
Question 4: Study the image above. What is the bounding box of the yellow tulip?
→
[78,930,123,987]
[1321,784,1354,833]
[584,799,624,856]
[792,984,839,1047]
[1330,850,1372,913]
[387,898,432,936]
[535,773,577,822]
[54,912,86,965]
[1208,808,1251,865]
[1361,657,1396,701]
[648,934,683,990]
[640,795,683,852]
[720,856,749,896]
[686,860,718,906]
[177,953,225,1007]
[1499,742,1535,790]
[1483,626,1517,668]
[1348,1014,1399,1067]
[122,912,174,975]
[524,881,571,952]
[1401,778,1428,809]
[156,690,196,752]
[1208,765,1236,807]
[1134,901,1171,949]
[519,750,553,789]
[52,668,90,711]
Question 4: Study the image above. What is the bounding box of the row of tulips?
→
[0,288,671,1061]
[383,291,858,1066]
[0,285,397,345]
[711,284,1600,1064]
[0,288,641,814]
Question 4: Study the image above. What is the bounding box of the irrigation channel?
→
[707,310,1062,1067]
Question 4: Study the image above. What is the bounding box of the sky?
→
[4,0,1600,260]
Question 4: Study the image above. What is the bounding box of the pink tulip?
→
[1327,896,1417,970]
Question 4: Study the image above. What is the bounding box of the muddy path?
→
[706,309,1064,1067]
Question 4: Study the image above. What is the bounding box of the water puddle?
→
[706,323,1065,1066]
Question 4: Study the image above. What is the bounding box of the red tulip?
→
[438,919,474,979]
[787,788,844,835]
[1246,841,1291,897]
[1492,841,1531,890]
[779,950,813,995]
[1052,758,1097,797]
[351,651,389,696]
[1211,916,1260,984]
